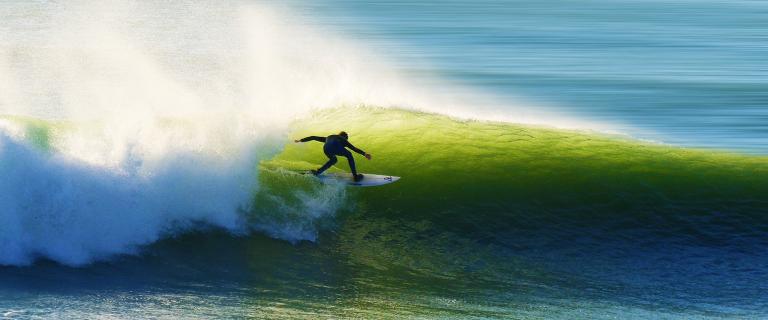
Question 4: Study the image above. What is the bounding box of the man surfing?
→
[295,131,372,182]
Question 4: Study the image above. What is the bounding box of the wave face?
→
[273,106,768,237]
[255,106,768,316]
[275,107,768,287]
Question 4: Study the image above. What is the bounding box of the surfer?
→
[294,131,372,182]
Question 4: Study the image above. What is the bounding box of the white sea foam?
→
[0,130,255,266]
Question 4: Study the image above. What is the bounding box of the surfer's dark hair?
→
[339,131,348,138]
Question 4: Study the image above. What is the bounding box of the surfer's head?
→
[339,131,348,139]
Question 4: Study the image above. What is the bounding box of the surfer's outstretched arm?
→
[344,140,372,160]
[343,140,365,155]
[296,136,326,143]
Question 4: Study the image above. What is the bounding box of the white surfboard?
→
[311,172,400,187]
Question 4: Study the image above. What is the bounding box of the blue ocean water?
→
[288,0,768,154]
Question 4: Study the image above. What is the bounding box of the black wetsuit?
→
[299,134,366,175]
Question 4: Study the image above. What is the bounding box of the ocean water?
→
[289,0,768,154]
[1,0,767,319]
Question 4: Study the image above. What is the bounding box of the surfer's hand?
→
[365,153,372,160]
[294,139,300,143]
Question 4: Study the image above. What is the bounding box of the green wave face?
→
[250,107,768,316]
[257,106,767,280]
[0,115,65,152]
[250,107,768,317]
[267,106,767,220]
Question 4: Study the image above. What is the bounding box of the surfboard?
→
[308,172,400,187]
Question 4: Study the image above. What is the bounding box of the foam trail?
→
[251,181,348,243]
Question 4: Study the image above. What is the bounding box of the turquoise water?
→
[1,1,767,319]
[288,0,768,154]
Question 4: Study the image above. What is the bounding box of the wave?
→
[267,107,768,247]
[2,105,767,267]
[1,1,765,268]
[0,0,437,266]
